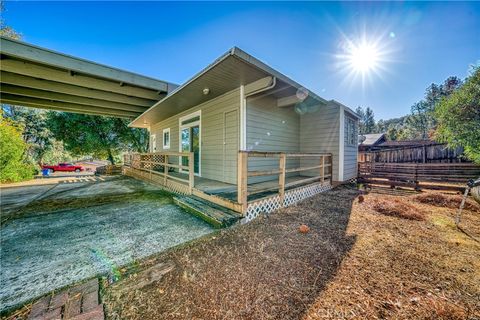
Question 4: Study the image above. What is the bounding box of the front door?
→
[179,111,201,175]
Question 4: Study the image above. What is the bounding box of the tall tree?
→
[364,107,375,133]
[435,66,480,164]
[356,106,376,134]
[47,113,148,164]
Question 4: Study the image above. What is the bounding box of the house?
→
[358,133,386,162]
[125,47,360,221]
[0,37,359,223]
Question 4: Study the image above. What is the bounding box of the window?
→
[345,116,357,146]
[163,128,170,149]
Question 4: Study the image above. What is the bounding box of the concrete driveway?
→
[0,176,214,312]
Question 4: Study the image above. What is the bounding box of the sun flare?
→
[335,33,393,88]
[348,43,379,73]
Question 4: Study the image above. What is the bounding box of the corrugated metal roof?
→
[359,133,386,146]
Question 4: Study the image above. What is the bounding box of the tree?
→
[435,66,480,164]
[3,105,57,165]
[356,106,376,134]
[0,1,21,40]
[47,113,148,164]
[0,112,36,182]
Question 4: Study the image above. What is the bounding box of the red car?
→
[42,163,84,173]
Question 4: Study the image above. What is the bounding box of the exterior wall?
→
[150,88,240,184]
[343,112,359,180]
[246,95,300,182]
[299,103,341,181]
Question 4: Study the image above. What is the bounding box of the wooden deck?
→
[172,172,327,202]
[124,151,333,226]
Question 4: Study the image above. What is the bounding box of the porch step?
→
[173,195,241,228]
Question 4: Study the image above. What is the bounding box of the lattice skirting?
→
[245,182,332,222]
[123,167,190,195]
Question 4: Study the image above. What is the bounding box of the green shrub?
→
[0,117,36,183]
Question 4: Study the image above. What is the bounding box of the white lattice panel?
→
[245,183,332,222]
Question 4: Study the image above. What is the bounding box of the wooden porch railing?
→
[237,151,332,212]
[124,151,194,193]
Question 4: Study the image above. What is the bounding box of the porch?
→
[123,151,333,223]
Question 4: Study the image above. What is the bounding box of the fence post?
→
[278,153,286,205]
[164,154,168,186]
[188,152,194,194]
[237,151,248,214]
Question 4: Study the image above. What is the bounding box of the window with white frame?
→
[345,116,357,146]
[163,128,170,149]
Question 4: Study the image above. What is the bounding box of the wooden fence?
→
[359,143,466,164]
[237,151,332,211]
[358,162,480,191]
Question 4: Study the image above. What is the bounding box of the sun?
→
[335,33,394,88]
[348,43,379,73]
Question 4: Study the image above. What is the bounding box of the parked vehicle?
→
[41,163,84,173]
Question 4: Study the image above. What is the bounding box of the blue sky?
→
[4,1,479,120]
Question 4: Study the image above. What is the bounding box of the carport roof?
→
[0,37,177,118]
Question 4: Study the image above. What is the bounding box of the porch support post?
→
[321,155,325,184]
[188,152,194,194]
[278,153,286,206]
[164,154,168,186]
[237,151,248,214]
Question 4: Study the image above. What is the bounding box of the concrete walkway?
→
[0,176,214,312]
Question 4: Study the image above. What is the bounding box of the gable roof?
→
[130,47,357,127]
[359,133,386,146]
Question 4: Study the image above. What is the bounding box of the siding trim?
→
[338,106,345,181]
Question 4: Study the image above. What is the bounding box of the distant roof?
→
[359,133,386,146]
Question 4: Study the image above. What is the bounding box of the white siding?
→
[150,88,240,184]
[246,95,300,182]
[300,103,341,182]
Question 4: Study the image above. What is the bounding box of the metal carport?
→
[0,36,177,118]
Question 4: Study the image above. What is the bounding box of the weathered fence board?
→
[358,162,480,191]
[359,143,466,164]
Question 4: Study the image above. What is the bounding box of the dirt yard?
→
[102,186,480,320]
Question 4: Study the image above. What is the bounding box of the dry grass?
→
[102,186,480,320]
[415,192,480,213]
[369,198,425,220]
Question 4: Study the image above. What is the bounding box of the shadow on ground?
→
[103,186,360,320]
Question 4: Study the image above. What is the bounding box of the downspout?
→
[240,77,277,150]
